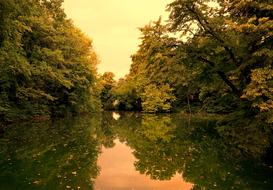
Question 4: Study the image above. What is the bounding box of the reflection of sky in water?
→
[1,113,272,189]
[95,139,193,190]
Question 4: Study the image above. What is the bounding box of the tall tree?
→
[0,0,100,122]
[99,72,116,109]
[167,0,273,120]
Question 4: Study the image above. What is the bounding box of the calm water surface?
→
[95,139,192,190]
[0,112,273,190]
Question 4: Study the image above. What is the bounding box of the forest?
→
[0,0,272,130]
[1,0,273,189]
[100,0,273,130]
[0,0,100,123]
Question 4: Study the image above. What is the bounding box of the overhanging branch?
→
[198,56,242,97]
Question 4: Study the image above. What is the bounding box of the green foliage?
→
[112,78,140,111]
[112,0,273,122]
[98,72,116,110]
[141,84,176,113]
[164,0,273,121]
[0,0,100,122]
[242,67,273,123]
[111,18,187,112]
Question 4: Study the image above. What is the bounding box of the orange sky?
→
[63,0,172,79]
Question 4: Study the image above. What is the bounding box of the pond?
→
[0,112,273,190]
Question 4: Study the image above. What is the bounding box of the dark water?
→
[0,112,273,190]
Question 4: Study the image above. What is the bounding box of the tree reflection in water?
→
[0,116,101,190]
[112,113,273,190]
[0,112,272,190]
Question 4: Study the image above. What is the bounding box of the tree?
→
[141,84,176,113]
[114,18,188,112]
[111,77,141,111]
[99,72,116,109]
[166,0,273,120]
[0,0,100,122]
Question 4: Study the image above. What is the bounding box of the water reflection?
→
[95,139,192,190]
[0,116,100,189]
[111,113,273,190]
[0,112,272,190]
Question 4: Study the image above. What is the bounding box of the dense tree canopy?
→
[1,0,272,128]
[1,1,272,188]
[98,72,116,110]
[111,0,273,127]
[0,0,100,122]
[166,0,273,122]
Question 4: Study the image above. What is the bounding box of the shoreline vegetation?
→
[1,1,273,188]
[88,1,272,135]
[0,0,100,124]
[0,1,272,135]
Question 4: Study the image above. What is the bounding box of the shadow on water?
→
[0,112,273,189]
